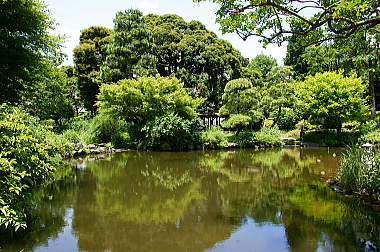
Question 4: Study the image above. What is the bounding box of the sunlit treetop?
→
[196,0,380,45]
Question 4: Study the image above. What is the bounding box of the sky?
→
[45,0,287,65]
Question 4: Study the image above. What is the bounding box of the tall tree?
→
[73,26,111,113]
[0,0,63,104]
[248,54,278,79]
[100,9,157,83]
[144,14,248,113]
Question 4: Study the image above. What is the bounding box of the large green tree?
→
[97,75,203,148]
[296,72,369,131]
[0,0,63,104]
[220,66,297,130]
[144,14,248,113]
[285,31,379,116]
[248,54,277,79]
[100,9,157,83]
[23,66,78,126]
[73,26,111,113]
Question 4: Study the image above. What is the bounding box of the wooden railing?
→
[199,114,225,128]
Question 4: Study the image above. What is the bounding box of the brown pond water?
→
[1,147,380,252]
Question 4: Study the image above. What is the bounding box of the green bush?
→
[361,129,380,145]
[221,114,252,130]
[62,129,81,143]
[254,128,284,147]
[141,114,195,151]
[88,113,131,148]
[271,107,300,130]
[96,76,202,149]
[303,130,361,146]
[0,105,63,232]
[232,128,284,148]
[296,72,369,131]
[97,76,202,127]
[200,126,231,149]
[337,147,380,201]
[59,115,94,144]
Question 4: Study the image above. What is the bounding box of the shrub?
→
[303,130,361,146]
[59,115,94,144]
[200,126,231,149]
[271,107,300,130]
[231,131,256,148]
[337,147,380,201]
[361,129,380,145]
[97,76,202,149]
[254,128,284,147]
[88,113,131,148]
[219,78,261,131]
[97,76,202,128]
[141,114,196,150]
[0,105,63,232]
[296,72,369,131]
[232,128,284,148]
[221,114,252,129]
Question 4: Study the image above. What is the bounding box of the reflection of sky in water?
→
[33,209,78,252]
[4,148,379,252]
[206,217,289,252]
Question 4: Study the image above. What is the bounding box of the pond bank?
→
[63,143,125,158]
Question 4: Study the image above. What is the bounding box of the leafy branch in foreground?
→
[196,0,379,45]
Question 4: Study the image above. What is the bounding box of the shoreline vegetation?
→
[329,145,380,203]
[1,0,379,240]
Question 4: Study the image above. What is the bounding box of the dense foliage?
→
[100,9,157,83]
[232,128,284,148]
[200,126,231,149]
[145,14,247,112]
[337,147,380,201]
[0,0,63,104]
[73,26,111,113]
[0,105,62,232]
[219,78,259,130]
[97,76,202,149]
[220,60,297,131]
[296,72,369,131]
[141,114,196,150]
[23,66,79,126]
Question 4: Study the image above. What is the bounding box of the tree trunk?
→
[369,67,376,120]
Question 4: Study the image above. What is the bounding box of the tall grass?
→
[337,147,380,201]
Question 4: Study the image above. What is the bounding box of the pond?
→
[2,148,380,252]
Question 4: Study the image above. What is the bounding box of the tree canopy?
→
[0,0,63,104]
[296,72,369,130]
[144,14,248,113]
[73,26,112,113]
[100,9,157,83]
[196,0,380,45]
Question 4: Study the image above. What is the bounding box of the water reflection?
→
[2,148,380,252]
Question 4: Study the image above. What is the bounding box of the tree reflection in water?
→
[2,148,380,252]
